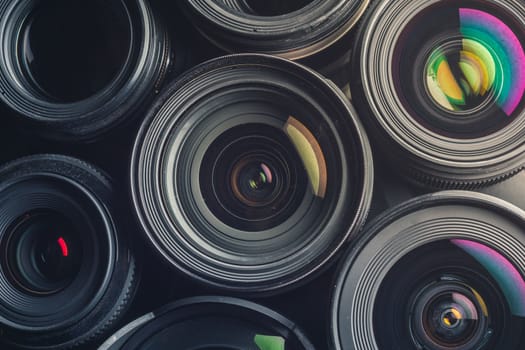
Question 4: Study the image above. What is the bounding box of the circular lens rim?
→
[0,155,117,334]
[2,210,83,296]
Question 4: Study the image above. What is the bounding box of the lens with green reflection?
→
[393,1,525,138]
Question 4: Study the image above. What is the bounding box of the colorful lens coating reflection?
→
[426,8,525,116]
[284,116,327,198]
[452,239,525,317]
[254,334,285,350]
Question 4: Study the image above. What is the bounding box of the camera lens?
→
[179,0,369,59]
[352,0,525,188]
[99,296,315,350]
[131,54,373,294]
[331,191,525,349]
[0,0,172,141]
[0,155,137,349]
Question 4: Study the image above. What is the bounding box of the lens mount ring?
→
[0,155,137,349]
[352,0,525,188]
[0,0,171,141]
[179,0,369,60]
[131,53,373,294]
[331,190,525,350]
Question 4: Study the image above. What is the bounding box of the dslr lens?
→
[332,191,525,349]
[352,0,525,188]
[0,155,137,349]
[0,0,172,141]
[99,296,315,350]
[179,0,369,60]
[131,54,373,294]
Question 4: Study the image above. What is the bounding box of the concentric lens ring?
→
[352,0,525,188]
[131,54,373,294]
[331,191,525,349]
[179,0,369,60]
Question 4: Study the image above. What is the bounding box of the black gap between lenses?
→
[19,0,131,103]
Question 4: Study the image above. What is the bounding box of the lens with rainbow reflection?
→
[351,0,525,188]
[332,191,525,350]
[394,1,525,138]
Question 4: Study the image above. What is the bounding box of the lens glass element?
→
[200,117,327,232]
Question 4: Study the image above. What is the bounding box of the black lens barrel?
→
[179,0,369,60]
[331,191,525,349]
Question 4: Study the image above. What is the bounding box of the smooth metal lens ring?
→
[0,0,171,141]
[331,191,525,350]
[180,0,369,60]
[353,0,525,187]
[131,54,373,293]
